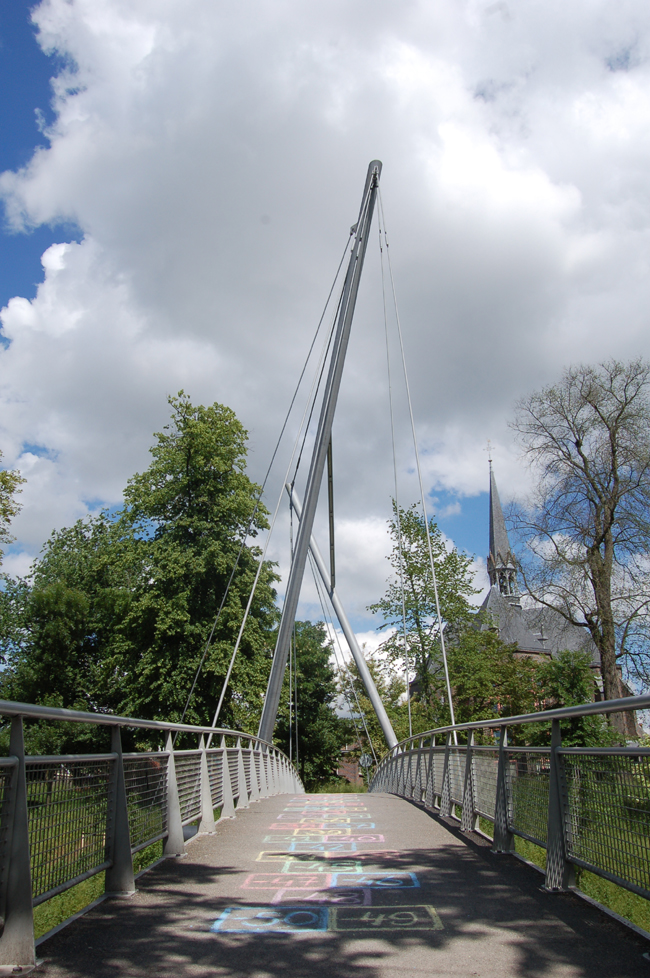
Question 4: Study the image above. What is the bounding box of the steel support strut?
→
[288,484,398,749]
[258,160,382,743]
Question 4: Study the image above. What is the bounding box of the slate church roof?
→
[479,466,599,668]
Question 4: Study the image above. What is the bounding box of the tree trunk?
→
[588,549,625,736]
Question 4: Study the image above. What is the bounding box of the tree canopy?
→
[369,502,478,725]
[0,450,25,565]
[0,393,279,751]
[274,620,348,789]
[510,358,650,711]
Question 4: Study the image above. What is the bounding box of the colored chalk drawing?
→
[281,859,363,874]
[332,872,419,888]
[211,906,329,933]
[268,822,376,830]
[214,798,439,936]
[270,887,371,905]
[284,842,358,852]
[243,873,334,889]
[210,905,444,933]
[264,834,384,844]
[331,906,444,931]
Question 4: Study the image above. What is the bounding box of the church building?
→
[478,465,601,669]
[479,466,639,739]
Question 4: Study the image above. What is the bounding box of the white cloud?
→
[2,0,650,626]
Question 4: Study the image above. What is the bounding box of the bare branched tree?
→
[510,358,650,719]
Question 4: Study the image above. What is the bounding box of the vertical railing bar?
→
[105,726,136,896]
[0,716,35,969]
[545,719,575,891]
[198,735,216,835]
[236,738,249,810]
[219,736,236,819]
[492,726,514,853]
[461,731,477,833]
[163,733,185,856]
[440,734,452,817]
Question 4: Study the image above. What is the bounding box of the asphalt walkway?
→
[35,792,649,978]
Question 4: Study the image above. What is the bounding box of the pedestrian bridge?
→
[0,695,648,976]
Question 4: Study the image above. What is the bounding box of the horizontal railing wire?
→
[26,757,113,903]
[174,751,202,825]
[370,698,649,902]
[206,750,224,809]
[505,749,550,848]
[123,753,168,853]
[561,750,650,898]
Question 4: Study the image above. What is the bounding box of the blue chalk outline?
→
[331,871,419,888]
[211,906,329,933]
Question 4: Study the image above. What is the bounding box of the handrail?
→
[370,690,650,914]
[0,698,304,968]
[383,692,650,751]
[0,698,276,750]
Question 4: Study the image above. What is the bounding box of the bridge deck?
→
[35,792,647,977]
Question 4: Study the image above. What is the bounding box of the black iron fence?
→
[370,694,650,901]
[0,700,303,970]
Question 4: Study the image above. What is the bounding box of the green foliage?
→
[0,393,279,752]
[446,628,537,735]
[344,651,418,750]
[0,450,25,564]
[526,649,615,746]
[369,502,478,725]
[274,621,348,789]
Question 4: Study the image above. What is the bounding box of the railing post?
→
[461,731,478,833]
[198,736,216,834]
[248,741,260,802]
[163,733,185,856]
[219,737,236,819]
[396,746,405,796]
[492,726,514,853]
[545,719,575,891]
[424,737,436,808]
[0,716,35,970]
[413,737,424,802]
[270,750,278,794]
[258,748,269,797]
[236,739,249,810]
[440,734,452,816]
[105,726,136,896]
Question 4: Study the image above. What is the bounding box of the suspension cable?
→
[203,234,355,743]
[378,189,457,742]
[378,205,412,739]
[309,552,378,764]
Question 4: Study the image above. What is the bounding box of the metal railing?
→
[0,700,303,970]
[370,693,650,903]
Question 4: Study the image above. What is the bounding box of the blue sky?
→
[2,1,650,633]
[0,3,76,313]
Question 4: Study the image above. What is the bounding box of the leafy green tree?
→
[343,650,416,749]
[0,394,279,751]
[0,450,25,565]
[369,503,478,725]
[115,393,279,733]
[526,649,614,746]
[274,621,347,789]
[445,629,537,737]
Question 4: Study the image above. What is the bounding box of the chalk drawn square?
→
[332,872,419,888]
[243,873,332,889]
[211,906,329,934]
[330,906,444,932]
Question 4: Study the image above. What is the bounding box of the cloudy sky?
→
[2,0,650,633]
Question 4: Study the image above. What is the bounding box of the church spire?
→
[487,463,518,598]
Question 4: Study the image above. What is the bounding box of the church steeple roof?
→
[487,464,518,597]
